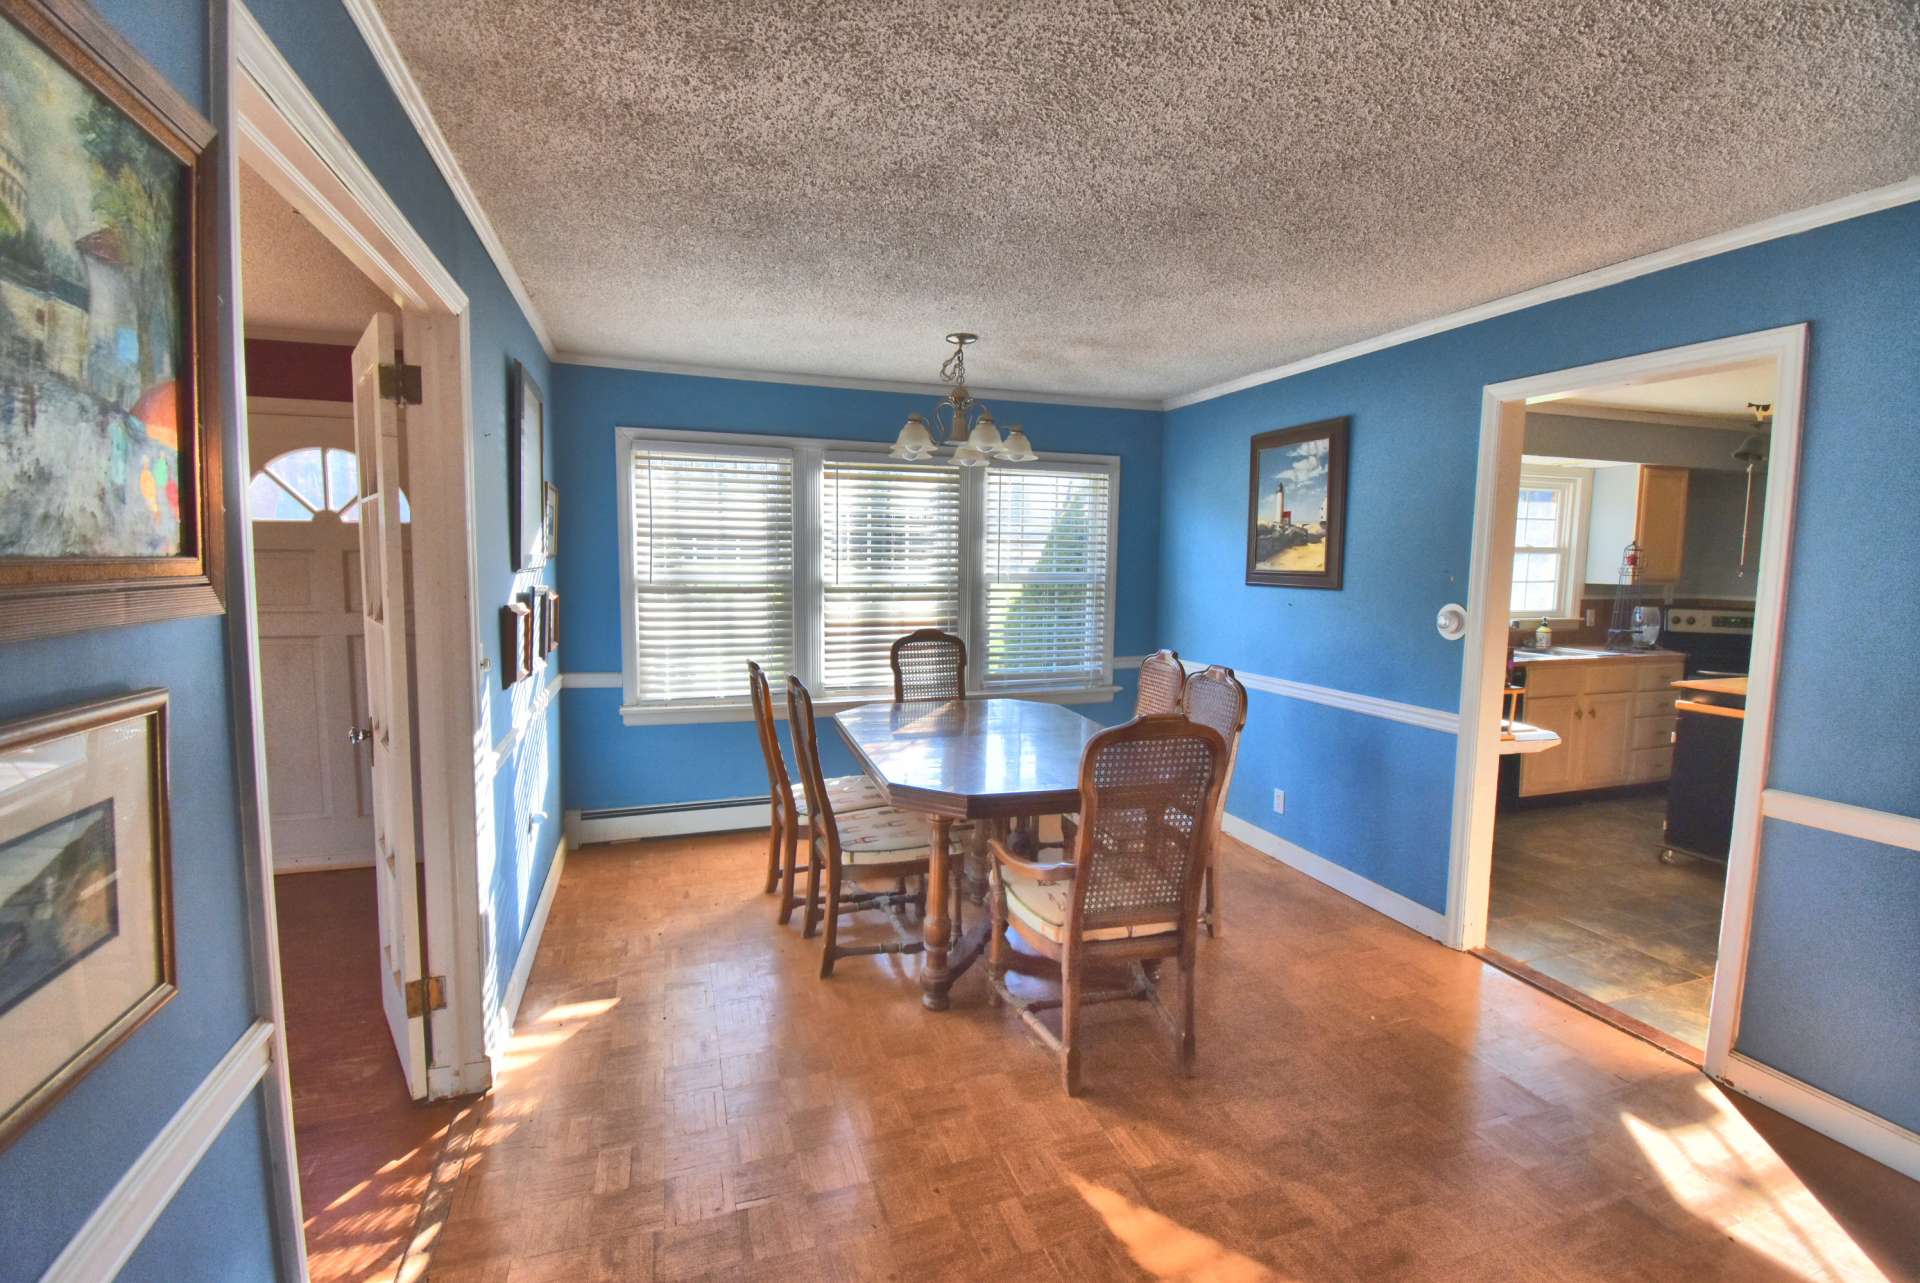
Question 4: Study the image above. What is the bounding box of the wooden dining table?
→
[832,697,1103,1010]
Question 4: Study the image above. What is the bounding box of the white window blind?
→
[1511,470,1583,619]
[629,445,794,704]
[820,457,962,694]
[981,467,1112,688]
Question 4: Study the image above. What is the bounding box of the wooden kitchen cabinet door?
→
[1635,466,1690,582]
[1519,694,1580,796]
[1578,692,1635,787]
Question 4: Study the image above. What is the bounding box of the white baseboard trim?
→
[1222,813,1448,942]
[491,839,566,1055]
[565,800,770,846]
[1719,1051,1920,1183]
[42,1021,274,1283]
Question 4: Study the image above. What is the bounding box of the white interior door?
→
[249,401,376,870]
[352,315,429,1098]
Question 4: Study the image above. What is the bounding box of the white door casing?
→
[352,316,430,1098]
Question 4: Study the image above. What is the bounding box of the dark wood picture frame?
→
[0,0,224,642]
[0,688,175,1150]
[500,599,532,688]
[510,362,545,571]
[1245,416,1350,590]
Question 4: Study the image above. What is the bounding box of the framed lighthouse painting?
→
[1246,416,1349,589]
[0,0,222,641]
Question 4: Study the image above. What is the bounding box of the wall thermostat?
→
[1436,603,1468,641]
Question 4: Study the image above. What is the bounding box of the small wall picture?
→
[0,689,174,1149]
[500,599,532,688]
[1246,416,1350,589]
[540,482,558,563]
[0,1,222,641]
[510,361,545,571]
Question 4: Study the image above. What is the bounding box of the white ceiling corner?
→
[361,1,1920,407]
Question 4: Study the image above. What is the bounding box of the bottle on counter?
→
[1534,618,1553,650]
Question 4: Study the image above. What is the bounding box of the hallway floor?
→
[277,869,461,1283]
[406,829,1920,1282]
[1487,792,1724,1049]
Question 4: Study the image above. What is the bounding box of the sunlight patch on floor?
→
[1069,1174,1286,1281]
[1622,1082,1886,1283]
[494,995,619,1077]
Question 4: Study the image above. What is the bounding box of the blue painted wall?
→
[0,4,286,1278]
[116,1088,283,1282]
[1159,201,1920,1125]
[243,0,563,1017]
[552,364,1162,813]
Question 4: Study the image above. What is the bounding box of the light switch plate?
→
[1272,789,1285,815]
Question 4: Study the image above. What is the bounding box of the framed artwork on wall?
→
[0,0,223,642]
[1246,416,1350,589]
[500,598,532,688]
[0,689,175,1149]
[540,482,558,562]
[510,361,545,571]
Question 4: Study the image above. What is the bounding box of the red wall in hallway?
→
[245,338,353,402]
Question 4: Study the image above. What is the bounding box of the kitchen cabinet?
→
[1519,654,1683,796]
[1635,465,1690,582]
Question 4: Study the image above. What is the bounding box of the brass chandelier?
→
[890,333,1037,467]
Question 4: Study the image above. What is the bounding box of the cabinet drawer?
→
[1636,662,1684,691]
[1635,690,1681,719]
[1633,716,1677,750]
[1585,662,1637,694]
[1522,664,1585,699]
[1630,746,1673,782]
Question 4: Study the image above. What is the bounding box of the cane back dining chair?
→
[889,628,967,701]
[1052,649,1184,850]
[987,713,1228,1095]
[1182,665,1248,938]
[747,661,885,922]
[786,675,940,977]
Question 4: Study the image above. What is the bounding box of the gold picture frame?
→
[0,688,175,1149]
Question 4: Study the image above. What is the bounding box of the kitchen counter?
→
[1510,647,1685,665]
[1673,674,1747,720]
[1499,720,1561,755]
[1672,676,1747,697]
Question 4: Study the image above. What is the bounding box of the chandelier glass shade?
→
[890,333,1037,466]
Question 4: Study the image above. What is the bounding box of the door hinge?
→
[405,974,447,1017]
[379,361,423,405]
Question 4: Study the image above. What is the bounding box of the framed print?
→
[510,361,545,571]
[540,482,559,562]
[0,0,223,641]
[542,589,559,656]
[0,688,174,1149]
[1246,416,1349,589]
[500,598,532,688]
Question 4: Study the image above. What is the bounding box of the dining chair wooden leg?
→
[1060,945,1085,1096]
[778,823,803,925]
[986,867,1008,1007]
[1203,853,1223,938]
[763,813,782,895]
[1177,950,1198,1075]
[819,860,843,979]
[801,842,823,940]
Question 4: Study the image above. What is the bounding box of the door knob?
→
[348,724,372,745]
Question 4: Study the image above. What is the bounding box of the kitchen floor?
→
[1486,792,1725,1049]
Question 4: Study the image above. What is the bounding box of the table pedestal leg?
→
[922,816,954,1010]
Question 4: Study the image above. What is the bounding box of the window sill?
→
[617,683,1122,727]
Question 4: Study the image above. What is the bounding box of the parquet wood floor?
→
[413,831,1920,1282]
[277,869,462,1283]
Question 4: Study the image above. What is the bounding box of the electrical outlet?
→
[1272,788,1286,815]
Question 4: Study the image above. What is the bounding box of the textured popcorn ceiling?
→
[371,1,1920,402]
[239,163,394,336]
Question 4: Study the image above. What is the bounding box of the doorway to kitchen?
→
[1448,327,1806,1072]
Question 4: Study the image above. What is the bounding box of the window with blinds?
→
[820,457,962,694]
[628,445,795,704]
[981,467,1113,688]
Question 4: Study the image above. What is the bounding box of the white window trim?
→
[615,426,1121,726]
[1511,465,1592,624]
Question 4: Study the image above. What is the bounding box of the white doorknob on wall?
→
[1436,603,1468,641]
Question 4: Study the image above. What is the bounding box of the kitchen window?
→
[1510,467,1589,621]
[618,428,1119,723]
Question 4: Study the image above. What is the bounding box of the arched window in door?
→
[248,446,410,523]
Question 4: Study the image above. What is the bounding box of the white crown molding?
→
[337,0,555,358]
[1164,176,1920,411]
[1180,659,1458,734]
[42,1022,274,1283]
[490,841,566,1058]
[1536,400,1756,432]
[556,350,1162,412]
[1762,789,1920,854]
[1222,815,1447,941]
